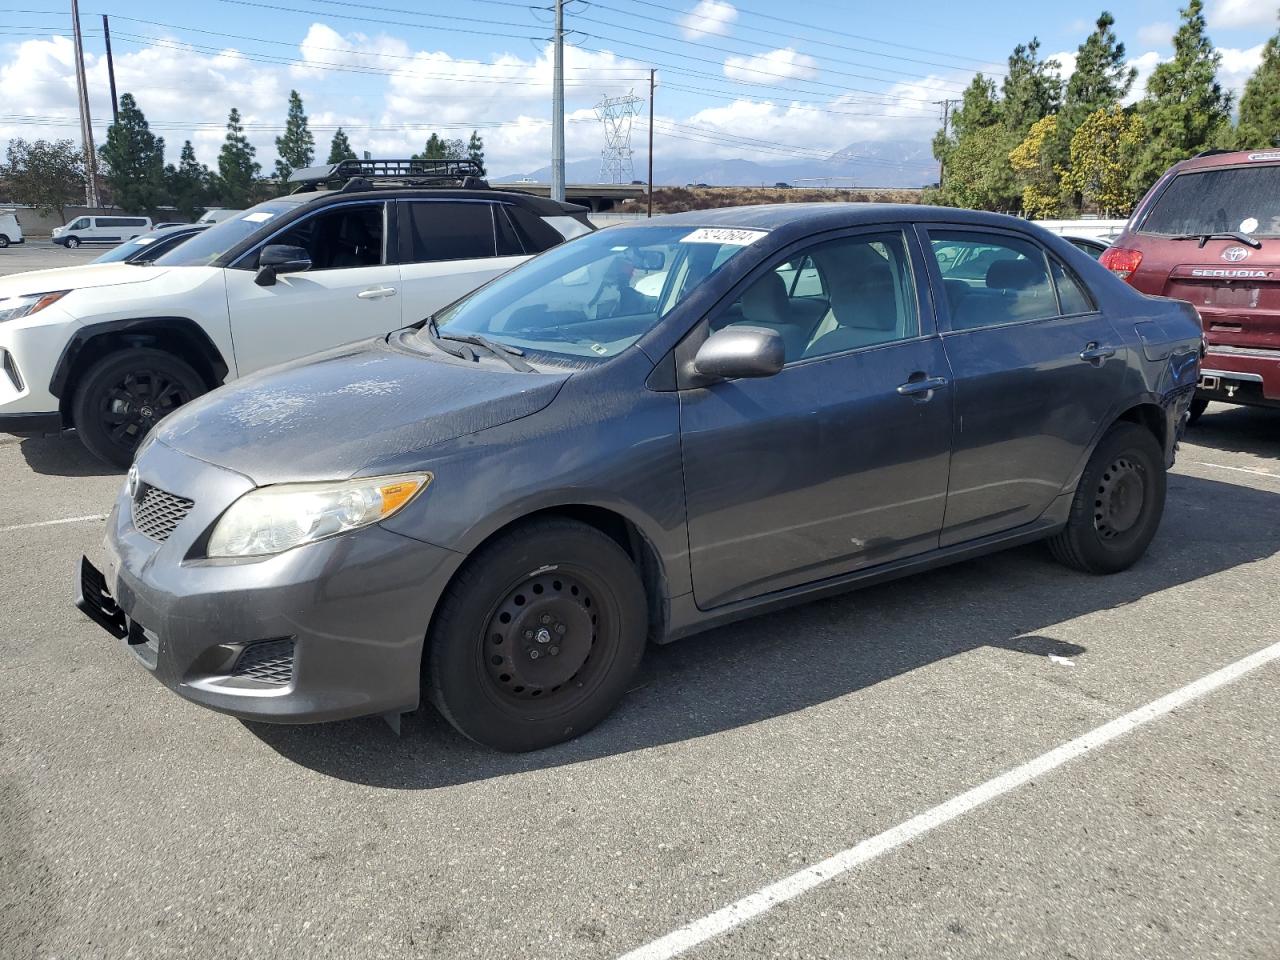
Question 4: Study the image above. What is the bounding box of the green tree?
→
[98,92,168,214]
[467,130,486,176]
[1233,18,1280,149]
[3,138,85,221]
[1130,0,1232,195]
[1009,114,1062,218]
[164,140,211,221]
[414,133,466,161]
[274,90,315,183]
[216,107,261,207]
[1001,38,1063,135]
[932,74,1008,207]
[1062,106,1147,215]
[327,126,357,164]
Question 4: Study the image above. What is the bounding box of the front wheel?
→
[71,349,205,468]
[428,517,648,752]
[65,236,81,248]
[1047,422,1166,574]
[0,234,9,248]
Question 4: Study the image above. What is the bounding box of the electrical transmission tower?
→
[595,91,643,184]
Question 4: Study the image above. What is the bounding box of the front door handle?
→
[1079,342,1116,364]
[896,375,948,398]
[357,286,398,300]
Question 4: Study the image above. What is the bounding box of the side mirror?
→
[692,325,785,380]
[254,244,312,286]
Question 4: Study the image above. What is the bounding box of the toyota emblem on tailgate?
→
[1222,246,1250,263]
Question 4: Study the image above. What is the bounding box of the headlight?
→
[0,290,68,323]
[207,473,432,558]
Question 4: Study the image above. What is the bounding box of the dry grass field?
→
[623,185,927,214]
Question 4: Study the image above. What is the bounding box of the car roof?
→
[639,203,1047,236]
[145,223,209,238]
[293,185,587,216]
[1169,148,1280,173]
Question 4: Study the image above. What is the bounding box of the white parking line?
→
[0,514,108,534]
[616,640,1280,960]
[1188,460,1280,480]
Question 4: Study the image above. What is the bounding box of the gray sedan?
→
[76,204,1202,751]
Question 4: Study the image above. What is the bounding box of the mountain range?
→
[495,139,938,189]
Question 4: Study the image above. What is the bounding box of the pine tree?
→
[416,133,447,160]
[467,130,486,176]
[273,90,315,183]
[1001,38,1063,136]
[1130,1,1232,195]
[1061,13,1137,137]
[932,74,1020,210]
[165,141,211,221]
[327,127,357,164]
[216,107,261,207]
[98,93,168,214]
[1233,18,1280,149]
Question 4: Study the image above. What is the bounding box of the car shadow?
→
[17,433,122,477]
[1186,403,1280,460]
[246,472,1279,789]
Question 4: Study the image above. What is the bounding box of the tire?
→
[428,517,648,752]
[0,235,9,248]
[1187,397,1209,426]
[71,348,205,468]
[1048,422,1166,575]
[65,236,81,248]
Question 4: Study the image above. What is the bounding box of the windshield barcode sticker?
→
[680,227,768,246]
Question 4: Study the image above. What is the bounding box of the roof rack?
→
[287,158,489,193]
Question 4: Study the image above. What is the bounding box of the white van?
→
[51,215,153,248]
[0,209,24,248]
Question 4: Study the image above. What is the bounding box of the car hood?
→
[154,336,571,484]
[0,261,169,297]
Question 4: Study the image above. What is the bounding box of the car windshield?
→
[1139,165,1280,238]
[415,225,766,361]
[92,235,158,263]
[153,200,300,266]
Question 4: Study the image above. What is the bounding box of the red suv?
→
[1102,149,1280,422]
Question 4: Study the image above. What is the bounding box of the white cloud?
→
[1220,43,1266,92]
[679,0,738,40]
[1137,22,1175,48]
[1207,0,1278,30]
[1125,50,1166,104]
[1047,50,1078,82]
[723,47,819,83]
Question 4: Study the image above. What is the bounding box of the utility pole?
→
[933,98,960,188]
[102,15,119,123]
[647,69,655,218]
[550,0,565,202]
[70,0,100,207]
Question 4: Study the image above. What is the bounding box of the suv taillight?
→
[1100,246,1143,282]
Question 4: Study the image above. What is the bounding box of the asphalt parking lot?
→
[1,252,1278,960]
[0,240,100,276]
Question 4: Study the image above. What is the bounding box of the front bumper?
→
[75,440,466,724]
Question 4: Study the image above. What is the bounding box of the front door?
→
[923,226,1129,546]
[224,200,402,375]
[679,228,954,609]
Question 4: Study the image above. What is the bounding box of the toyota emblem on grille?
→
[1222,246,1250,263]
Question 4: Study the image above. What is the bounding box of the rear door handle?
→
[357,286,397,300]
[1079,342,1116,363]
[896,375,948,398]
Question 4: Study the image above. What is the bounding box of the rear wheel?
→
[1048,422,1166,574]
[1187,397,1209,425]
[65,236,81,248]
[0,234,9,248]
[428,517,648,752]
[71,349,205,468]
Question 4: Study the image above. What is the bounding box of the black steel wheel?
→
[1048,422,1166,574]
[429,517,648,751]
[72,348,205,468]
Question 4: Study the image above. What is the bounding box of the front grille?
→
[132,484,194,542]
[231,638,296,685]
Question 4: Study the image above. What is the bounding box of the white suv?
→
[0,160,594,466]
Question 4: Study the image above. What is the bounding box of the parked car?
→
[0,159,594,465]
[0,208,25,247]
[1064,235,1109,259]
[152,221,188,230]
[52,215,153,248]
[75,204,1201,751]
[1102,148,1279,422]
[195,208,243,225]
[90,224,209,265]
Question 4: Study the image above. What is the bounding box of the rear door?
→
[923,226,1127,546]
[395,200,528,324]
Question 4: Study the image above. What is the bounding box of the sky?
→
[0,0,1273,180]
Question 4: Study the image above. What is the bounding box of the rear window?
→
[1139,165,1280,238]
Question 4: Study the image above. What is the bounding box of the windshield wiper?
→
[424,317,475,362]
[1170,231,1263,249]
[427,318,534,372]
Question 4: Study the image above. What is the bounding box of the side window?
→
[404,201,497,262]
[69,218,89,230]
[265,202,385,270]
[506,205,564,252]
[717,232,919,363]
[1049,257,1095,315]
[495,206,525,256]
[930,231,1056,330]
